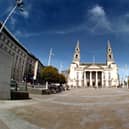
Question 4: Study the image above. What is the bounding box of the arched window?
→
[75,54,78,58]
[76,48,78,51]
[109,55,111,59]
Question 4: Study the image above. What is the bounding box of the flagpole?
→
[59,63,63,73]
[46,48,54,89]
[0,5,17,33]
[48,48,53,66]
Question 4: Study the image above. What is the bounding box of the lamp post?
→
[45,48,54,89]
[0,0,24,33]
[48,48,54,66]
[59,63,63,73]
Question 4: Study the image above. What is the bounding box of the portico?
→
[83,70,104,88]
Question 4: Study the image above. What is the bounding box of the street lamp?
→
[45,48,54,89]
[0,0,24,33]
[48,48,54,66]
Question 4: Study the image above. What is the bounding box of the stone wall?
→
[0,48,12,99]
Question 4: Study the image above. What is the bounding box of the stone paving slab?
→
[0,119,9,129]
[0,110,44,129]
[8,88,129,129]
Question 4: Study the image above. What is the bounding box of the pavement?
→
[0,88,129,129]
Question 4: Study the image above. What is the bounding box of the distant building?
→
[0,23,43,83]
[68,40,119,88]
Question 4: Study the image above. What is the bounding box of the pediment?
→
[84,64,104,70]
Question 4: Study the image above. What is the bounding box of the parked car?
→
[48,85,57,94]
[48,84,65,94]
[42,84,65,95]
[42,89,51,95]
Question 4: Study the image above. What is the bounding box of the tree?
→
[41,66,59,83]
[58,74,67,85]
[41,66,67,84]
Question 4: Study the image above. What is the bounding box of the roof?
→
[0,22,44,66]
[0,22,29,53]
[80,63,107,66]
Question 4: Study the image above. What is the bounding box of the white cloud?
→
[55,31,66,34]
[21,10,29,19]
[88,5,112,33]
[15,30,22,36]
[15,30,43,38]
[89,5,105,17]
[111,13,129,33]
[88,6,129,34]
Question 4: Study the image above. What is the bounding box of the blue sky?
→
[1,0,129,79]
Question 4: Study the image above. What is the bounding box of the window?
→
[12,45,15,49]
[6,39,10,45]
[4,46,8,51]
[108,72,111,80]
[8,50,12,54]
[0,43,4,48]
[0,35,4,40]
[76,72,79,80]
[109,55,111,59]
[5,39,8,43]
[10,44,14,49]
[2,36,6,41]
[14,46,17,51]
[12,52,15,56]
[75,54,78,58]
[8,42,11,47]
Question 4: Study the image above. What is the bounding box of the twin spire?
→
[73,40,80,64]
[73,40,115,65]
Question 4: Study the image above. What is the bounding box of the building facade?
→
[0,23,43,83]
[68,40,119,88]
[25,53,44,84]
[0,48,12,99]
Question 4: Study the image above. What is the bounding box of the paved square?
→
[1,88,129,129]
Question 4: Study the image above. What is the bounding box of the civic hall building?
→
[68,40,119,88]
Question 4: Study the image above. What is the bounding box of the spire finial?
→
[73,40,80,64]
[107,40,111,48]
[106,40,114,65]
[76,40,80,49]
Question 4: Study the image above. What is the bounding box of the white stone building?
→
[68,40,119,88]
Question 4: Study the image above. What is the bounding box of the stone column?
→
[101,72,104,88]
[90,71,92,87]
[96,71,98,88]
[85,72,87,87]
[84,72,87,87]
